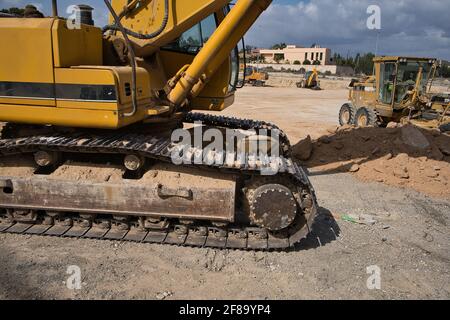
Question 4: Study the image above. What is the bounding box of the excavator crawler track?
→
[0,113,318,250]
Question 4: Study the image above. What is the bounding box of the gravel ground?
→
[0,173,448,300]
[0,86,449,300]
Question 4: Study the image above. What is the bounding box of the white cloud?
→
[246,0,450,60]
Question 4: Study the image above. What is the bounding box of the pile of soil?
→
[293,124,450,198]
[265,73,350,90]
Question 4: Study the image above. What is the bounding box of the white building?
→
[259,45,332,65]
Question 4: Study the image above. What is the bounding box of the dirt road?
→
[1,86,449,300]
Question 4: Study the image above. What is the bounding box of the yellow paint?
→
[0,97,55,107]
[0,18,55,84]
[0,103,150,129]
[52,19,103,67]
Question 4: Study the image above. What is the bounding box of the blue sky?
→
[2,0,450,60]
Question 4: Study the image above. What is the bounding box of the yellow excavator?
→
[0,0,317,250]
[240,65,269,87]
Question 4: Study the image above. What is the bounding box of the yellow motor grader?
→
[339,56,449,131]
[0,0,317,250]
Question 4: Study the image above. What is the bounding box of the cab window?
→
[162,15,217,54]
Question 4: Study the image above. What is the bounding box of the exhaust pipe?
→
[52,0,58,17]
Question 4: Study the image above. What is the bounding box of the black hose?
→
[103,0,169,40]
[103,0,138,117]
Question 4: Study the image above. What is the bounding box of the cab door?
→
[378,62,396,105]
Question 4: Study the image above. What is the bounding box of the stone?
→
[334,142,344,150]
[318,136,332,144]
[425,170,439,178]
[439,145,450,156]
[395,153,409,163]
[338,124,353,132]
[432,148,444,161]
[371,147,381,155]
[386,122,398,129]
[292,135,313,161]
[349,163,360,172]
[401,125,430,149]
[393,166,409,179]
[327,126,339,134]
[383,153,393,160]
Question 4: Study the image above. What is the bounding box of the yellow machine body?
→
[0,0,271,129]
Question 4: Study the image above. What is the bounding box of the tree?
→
[293,60,301,65]
[313,60,321,65]
[271,43,287,50]
[332,52,375,75]
[273,53,284,64]
[303,59,311,65]
[1,7,25,16]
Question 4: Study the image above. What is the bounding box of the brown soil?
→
[299,125,450,199]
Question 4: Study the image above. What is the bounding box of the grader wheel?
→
[339,103,357,126]
[355,107,378,127]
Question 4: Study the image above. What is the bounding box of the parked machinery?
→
[0,0,317,250]
[339,56,449,131]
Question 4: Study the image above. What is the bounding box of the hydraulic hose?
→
[103,0,169,40]
[103,0,138,117]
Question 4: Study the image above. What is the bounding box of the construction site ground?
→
[1,81,449,300]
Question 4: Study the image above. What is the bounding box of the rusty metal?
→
[0,177,236,222]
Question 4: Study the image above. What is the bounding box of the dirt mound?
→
[294,125,450,198]
[266,74,350,90]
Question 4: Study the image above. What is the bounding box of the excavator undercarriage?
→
[0,113,317,250]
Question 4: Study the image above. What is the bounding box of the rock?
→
[327,126,339,134]
[383,153,393,160]
[439,145,450,156]
[386,122,398,129]
[371,147,381,155]
[393,166,409,179]
[401,125,430,149]
[425,170,439,178]
[395,153,409,163]
[431,129,441,137]
[373,167,384,174]
[334,142,344,150]
[156,291,173,300]
[292,135,313,161]
[431,148,444,161]
[358,214,377,225]
[338,124,353,132]
[349,163,360,172]
[318,136,332,144]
